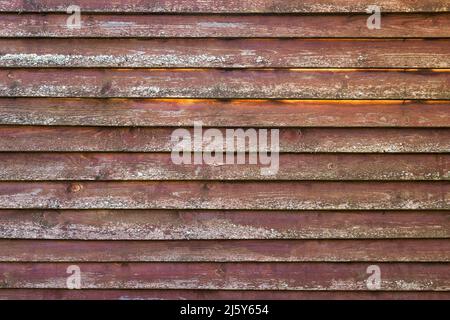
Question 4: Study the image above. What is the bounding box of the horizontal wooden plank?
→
[2,289,450,300]
[2,39,450,68]
[1,126,448,153]
[1,13,450,38]
[0,153,448,181]
[1,210,448,240]
[0,239,448,262]
[1,99,449,127]
[0,181,447,210]
[1,262,448,290]
[2,69,449,99]
[1,1,449,13]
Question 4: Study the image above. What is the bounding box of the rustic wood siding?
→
[0,0,449,300]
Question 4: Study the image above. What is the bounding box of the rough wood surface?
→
[1,99,449,127]
[1,1,449,13]
[1,289,449,300]
[1,210,448,240]
[1,126,448,153]
[1,69,450,99]
[0,239,448,262]
[1,13,449,38]
[0,153,447,181]
[0,181,447,210]
[0,262,448,290]
[1,0,449,300]
[2,39,450,68]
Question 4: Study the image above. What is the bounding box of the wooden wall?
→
[0,0,449,300]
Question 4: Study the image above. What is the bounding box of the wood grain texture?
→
[1,13,450,38]
[2,39,450,68]
[0,239,448,262]
[1,126,448,153]
[1,99,449,127]
[1,1,449,300]
[0,181,447,210]
[2,289,450,300]
[1,210,448,240]
[0,153,448,181]
[0,69,450,99]
[1,0,449,13]
[2,69,449,99]
[1,262,448,290]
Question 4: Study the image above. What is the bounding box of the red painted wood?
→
[1,69,449,99]
[0,181,447,210]
[0,153,447,181]
[1,13,449,38]
[1,0,448,13]
[0,262,448,290]
[0,239,448,262]
[1,210,447,240]
[0,126,448,153]
[2,39,450,68]
[0,99,449,127]
[1,0,449,300]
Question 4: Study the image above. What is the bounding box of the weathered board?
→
[1,0,449,13]
[2,39,450,68]
[1,99,449,127]
[0,0,449,301]
[0,239,449,262]
[1,127,448,153]
[0,15,450,38]
[2,290,450,300]
[0,210,448,240]
[2,69,450,99]
[0,153,448,181]
[0,181,447,210]
[1,263,448,290]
